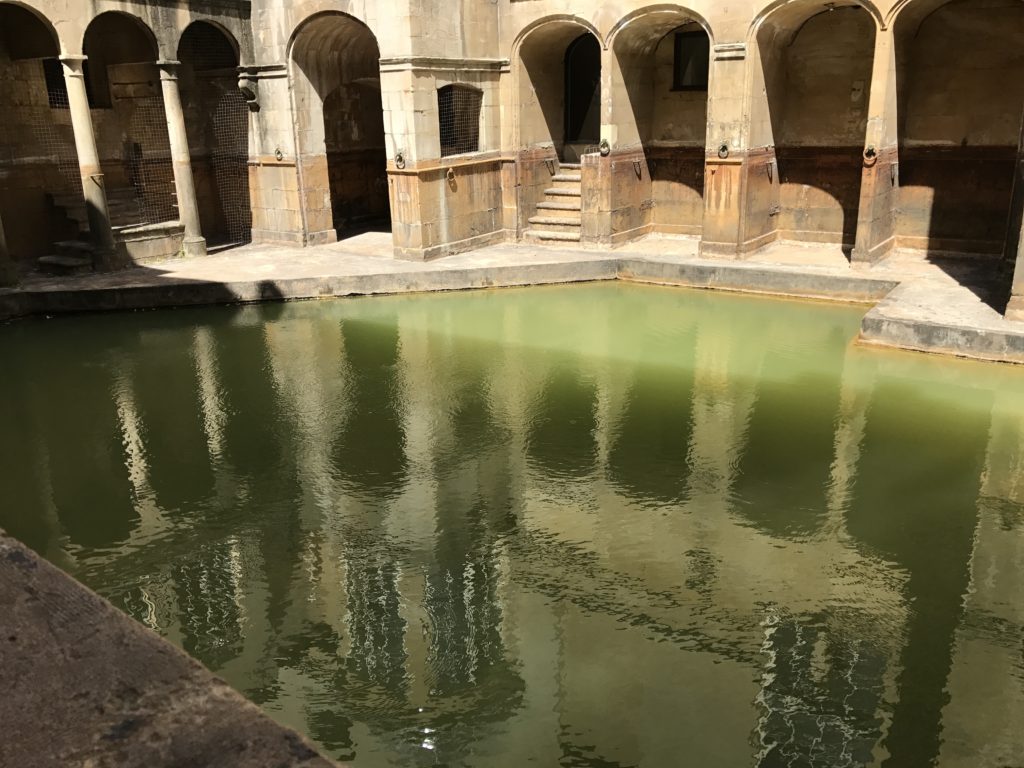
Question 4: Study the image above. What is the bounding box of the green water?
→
[3,283,1024,767]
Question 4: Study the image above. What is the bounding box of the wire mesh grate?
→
[180,22,251,247]
[438,84,482,157]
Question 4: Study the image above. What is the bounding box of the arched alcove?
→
[610,7,712,239]
[750,2,876,256]
[290,12,389,242]
[83,12,175,226]
[0,2,79,264]
[178,21,252,248]
[894,0,1024,266]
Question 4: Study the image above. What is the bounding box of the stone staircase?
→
[39,188,149,275]
[527,162,582,244]
[50,187,146,233]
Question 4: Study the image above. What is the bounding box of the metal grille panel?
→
[438,84,482,157]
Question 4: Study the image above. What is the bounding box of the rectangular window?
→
[672,32,710,91]
[438,84,482,157]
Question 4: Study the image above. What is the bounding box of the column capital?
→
[155,60,182,80]
[59,54,88,76]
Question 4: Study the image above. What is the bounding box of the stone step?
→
[54,240,95,258]
[552,173,582,183]
[526,229,581,243]
[37,254,93,276]
[528,216,581,234]
[537,200,582,212]
[559,162,582,171]
[544,187,582,197]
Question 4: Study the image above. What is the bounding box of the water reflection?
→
[2,283,1024,767]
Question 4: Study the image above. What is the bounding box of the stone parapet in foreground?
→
[0,530,340,768]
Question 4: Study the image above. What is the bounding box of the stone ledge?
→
[0,530,340,768]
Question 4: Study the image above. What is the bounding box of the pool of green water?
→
[3,282,1024,767]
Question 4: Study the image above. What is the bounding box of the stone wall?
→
[4,0,1024,310]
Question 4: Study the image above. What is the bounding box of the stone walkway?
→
[3,231,1024,365]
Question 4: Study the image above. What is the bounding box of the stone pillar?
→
[700,43,752,257]
[157,61,206,257]
[852,28,900,264]
[60,55,120,269]
[0,210,16,286]
[1006,233,1024,321]
[1003,105,1024,321]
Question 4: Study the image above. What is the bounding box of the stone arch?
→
[0,1,76,265]
[289,10,389,243]
[890,0,1024,269]
[82,11,176,226]
[0,1,61,58]
[607,5,713,240]
[514,17,603,156]
[177,21,252,248]
[745,0,878,256]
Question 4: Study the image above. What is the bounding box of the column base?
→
[0,261,18,287]
[183,236,207,258]
[1006,294,1024,322]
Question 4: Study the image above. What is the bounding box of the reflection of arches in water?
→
[526,367,599,479]
[843,383,989,766]
[169,542,244,669]
[607,363,696,506]
[754,613,888,767]
[733,371,843,539]
[334,318,408,498]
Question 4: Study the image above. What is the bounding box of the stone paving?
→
[4,231,1024,364]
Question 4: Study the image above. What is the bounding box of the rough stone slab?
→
[860,282,1024,364]
[0,530,340,768]
[620,256,899,302]
[6,235,1024,365]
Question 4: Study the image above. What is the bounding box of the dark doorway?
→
[564,34,600,150]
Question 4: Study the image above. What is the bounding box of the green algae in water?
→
[2,282,1024,767]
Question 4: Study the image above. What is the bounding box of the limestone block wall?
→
[895,0,1024,255]
[6,0,1024,311]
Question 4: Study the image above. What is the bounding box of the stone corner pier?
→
[0,530,341,768]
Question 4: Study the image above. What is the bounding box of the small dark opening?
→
[564,34,601,145]
[43,58,69,109]
[672,31,710,91]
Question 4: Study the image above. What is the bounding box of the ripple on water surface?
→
[2,282,1024,767]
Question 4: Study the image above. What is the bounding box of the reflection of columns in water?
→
[682,319,766,504]
[754,611,889,768]
[262,317,347,516]
[111,366,166,540]
[938,389,1024,765]
[192,327,227,463]
[824,350,877,532]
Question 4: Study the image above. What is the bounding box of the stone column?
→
[157,60,206,257]
[60,55,120,269]
[1003,105,1024,321]
[0,210,16,286]
[700,42,751,257]
[1006,239,1024,321]
[852,28,900,264]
